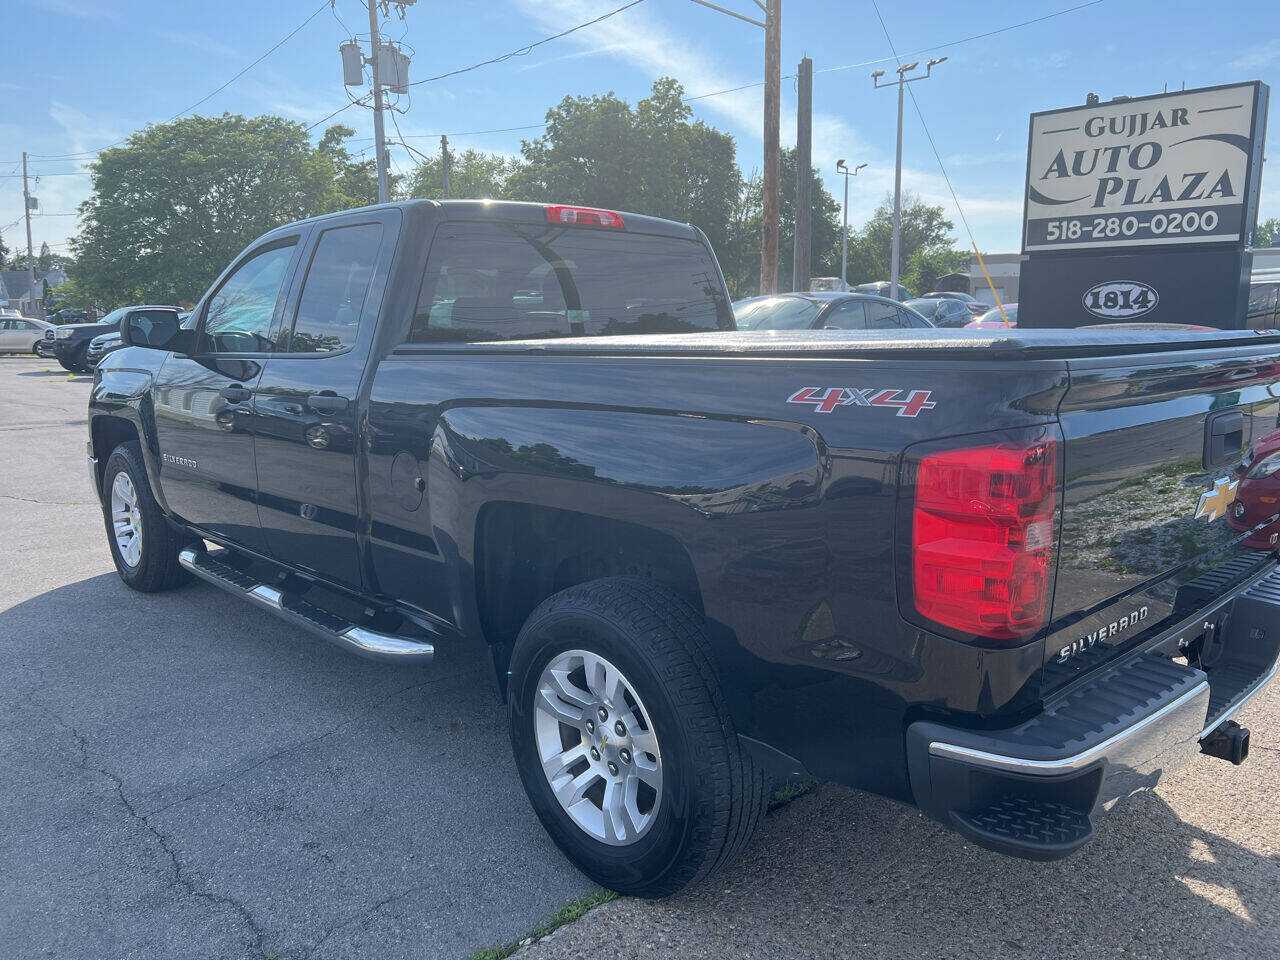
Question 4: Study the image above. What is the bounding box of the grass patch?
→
[769,777,821,812]
[464,888,619,960]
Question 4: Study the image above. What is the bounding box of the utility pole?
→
[688,0,780,295]
[791,56,812,293]
[22,152,37,316]
[440,134,451,199]
[367,0,389,203]
[873,57,945,298]
[835,159,866,288]
[761,0,781,295]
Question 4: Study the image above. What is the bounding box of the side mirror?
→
[122,312,195,354]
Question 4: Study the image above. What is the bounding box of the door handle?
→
[220,384,252,403]
[307,393,349,414]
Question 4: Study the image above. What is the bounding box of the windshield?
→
[733,297,823,330]
[904,299,942,319]
[976,304,1018,324]
[98,308,129,325]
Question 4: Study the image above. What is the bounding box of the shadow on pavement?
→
[551,778,1278,960]
[0,571,593,960]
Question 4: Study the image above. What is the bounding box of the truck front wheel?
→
[101,441,191,592]
[507,577,766,898]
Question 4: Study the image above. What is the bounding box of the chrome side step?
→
[178,547,434,663]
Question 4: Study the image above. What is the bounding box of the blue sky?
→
[3,0,1279,261]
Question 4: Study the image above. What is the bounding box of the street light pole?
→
[835,159,866,289]
[872,57,946,298]
[689,0,780,295]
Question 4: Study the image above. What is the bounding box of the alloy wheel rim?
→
[533,648,663,846]
[110,471,143,568]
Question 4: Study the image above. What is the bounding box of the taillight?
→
[906,429,1060,642]
[545,205,625,229]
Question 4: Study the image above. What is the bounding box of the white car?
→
[0,315,54,354]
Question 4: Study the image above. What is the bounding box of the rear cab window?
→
[408,220,733,343]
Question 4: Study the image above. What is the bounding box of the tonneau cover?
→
[392,327,1280,360]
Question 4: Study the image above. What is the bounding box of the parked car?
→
[0,315,54,353]
[965,303,1019,328]
[90,199,1279,898]
[86,330,125,366]
[1247,279,1280,329]
[919,290,987,317]
[46,308,89,323]
[52,305,179,372]
[854,279,913,300]
[734,292,932,331]
[903,297,973,328]
[808,276,850,292]
[1229,427,1280,549]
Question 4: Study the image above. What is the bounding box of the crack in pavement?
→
[0,494,84,505]
[26,694,274,960]
[141,670,482,820]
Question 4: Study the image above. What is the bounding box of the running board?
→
[178,547,434,663]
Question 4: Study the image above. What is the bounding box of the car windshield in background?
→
[409,223,734,342]
[733,296,823,330]
[975,304,1018,325]
[97,308,129,325]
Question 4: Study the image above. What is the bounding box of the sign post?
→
[1019,82,1268,328]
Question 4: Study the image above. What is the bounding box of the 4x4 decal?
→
[787,387,937,417]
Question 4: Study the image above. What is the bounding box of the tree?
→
[403,147,521,200]
[37,241,52,272]
[1258,217,1280,248]
[508,78,742,276]
[72,114,343,305]
[844,193,965,294]
[317,124,398,207]
[722,149,842,296]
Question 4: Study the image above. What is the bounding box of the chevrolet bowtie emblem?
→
[1194,476,1238,522]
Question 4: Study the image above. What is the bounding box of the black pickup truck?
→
[89,200,1280,896]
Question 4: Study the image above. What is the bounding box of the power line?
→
[407,0,647,86]
[29,0,333,161]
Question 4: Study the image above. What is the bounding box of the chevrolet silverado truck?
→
[88,200,1280,896]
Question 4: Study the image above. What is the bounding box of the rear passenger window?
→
[865,301,904,329]
[408,221,733,343]
[289,223,384,353]
[823,301,866,330]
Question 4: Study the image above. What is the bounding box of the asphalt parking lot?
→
[2,353,1278,960]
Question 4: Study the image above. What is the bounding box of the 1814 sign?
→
[1023,83,1266,252]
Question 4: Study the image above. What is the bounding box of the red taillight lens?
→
[910,433,1058,641]
[545,205,625,229]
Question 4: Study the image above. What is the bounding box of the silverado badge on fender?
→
[787,387,937,417]
[1194,476,1238,522]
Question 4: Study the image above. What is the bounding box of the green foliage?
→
[403,147,520,200]
[844,192,964,293]
[1259,216,1280,247]
[317,124,402,207]
[724,148,844,297]
[72,113,343,306]
[464,889,618,960]
[509,78,742,281]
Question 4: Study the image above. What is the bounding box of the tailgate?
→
[1045,344,1280,690]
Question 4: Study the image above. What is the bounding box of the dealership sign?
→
[1023,83,1267,253]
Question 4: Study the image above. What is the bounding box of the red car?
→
[964,303,1018,328]
[1227,428,1280,549]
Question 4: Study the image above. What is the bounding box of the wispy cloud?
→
[39,0,119,22]
[1231,40,1280,71]
[155,30,239,59]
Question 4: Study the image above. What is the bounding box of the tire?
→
[100,441,192,592]
[56,356,78,372]
[31,340,42,355]
[508,577,766,898]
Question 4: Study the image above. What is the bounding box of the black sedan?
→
[903,297,974,328]
[733,292,932,332]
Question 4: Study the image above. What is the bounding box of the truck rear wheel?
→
[507,577,766,898]
[101,441,191,592]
